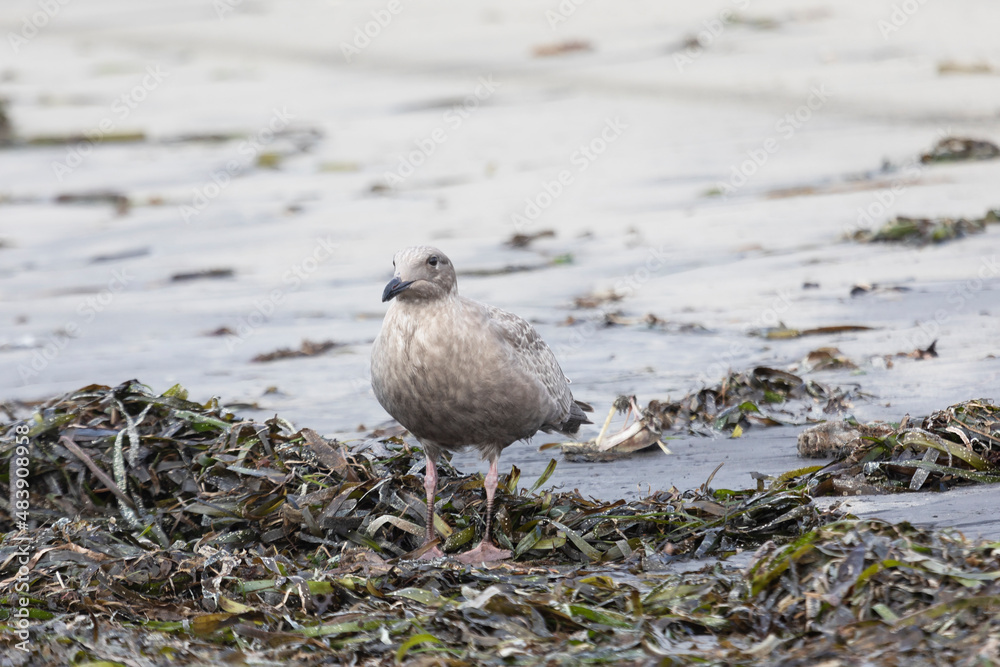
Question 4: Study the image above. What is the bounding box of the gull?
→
[371,246,592,563]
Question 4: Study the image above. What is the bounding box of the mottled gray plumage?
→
[370,245,591,561]
[371,246,589,460]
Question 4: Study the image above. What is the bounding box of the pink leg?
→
[424,456,438,544]
[416,456,444,559]
[482,457,499,541]
[455,457,512,564]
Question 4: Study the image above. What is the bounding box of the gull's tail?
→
[556,400,593,436]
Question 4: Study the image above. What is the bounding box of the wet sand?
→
[1,1,999,535]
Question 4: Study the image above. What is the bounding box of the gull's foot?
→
[454,540,512,564]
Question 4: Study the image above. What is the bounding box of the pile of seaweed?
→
[2,382,999,665]
[645,366,856,439]
[810,399,1000,496]
[919,136,1000,163]
[852,208,999,245]
[0,381,826,561]
[5,516,1000,665]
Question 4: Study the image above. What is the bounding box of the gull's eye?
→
[428,256,439,267]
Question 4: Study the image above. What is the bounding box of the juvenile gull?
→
[371,246,592,563]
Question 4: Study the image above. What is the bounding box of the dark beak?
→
[382,277,414,302]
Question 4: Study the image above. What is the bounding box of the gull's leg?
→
[455,456,512,564]
[482,456,499,542]
[417,454,445,559]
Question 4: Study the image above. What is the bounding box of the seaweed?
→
[0,381,827,559]
[252,340,341,362]
[649,366,855,436]
[919,137,1000,163]
[852,209,1000,245]
[809,399,1000,495]
[2,383,999,665]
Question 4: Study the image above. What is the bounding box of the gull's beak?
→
[382,276,414,302]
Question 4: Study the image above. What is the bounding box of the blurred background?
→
[1,1,998,492]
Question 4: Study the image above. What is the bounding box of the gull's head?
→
[382,246,458,303]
